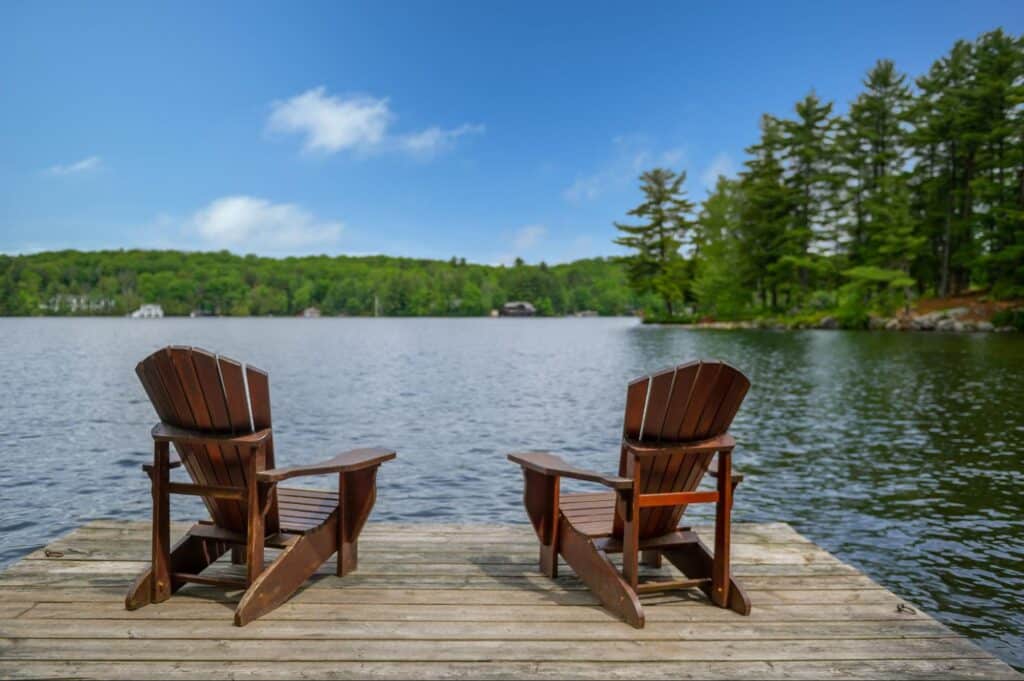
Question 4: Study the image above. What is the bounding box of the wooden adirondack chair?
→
[125,346,396,625]
[508,360,750,627]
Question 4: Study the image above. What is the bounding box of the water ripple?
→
[0,318,1020,666]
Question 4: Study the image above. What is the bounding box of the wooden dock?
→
[0,521,1018,679]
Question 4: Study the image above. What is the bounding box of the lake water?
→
[0,317,1021,666]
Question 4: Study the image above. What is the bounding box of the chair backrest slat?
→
[217,356,252,433]
[658,362,699,442]
[245,366,276,471]
[136,346,279,533]
[675,362,723,441]
[244,365,279,532]
[623,377,650,439]
[619,376,650,475]
[190,349,248,499]
[639,368,675,442]
[617,360,750,539]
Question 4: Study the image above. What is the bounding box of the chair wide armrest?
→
[507,452,633,491]
[257,447,396,483]
[151,422,272,447]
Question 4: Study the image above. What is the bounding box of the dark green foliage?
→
[692,177,750,318]
[992,308,1024,331]
[0,250,642,317]
[626,29,1023,322]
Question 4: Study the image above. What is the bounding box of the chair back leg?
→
[711,450,733,607]
[150,441,172,603]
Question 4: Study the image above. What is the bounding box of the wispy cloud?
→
[563,139,686,203]
[188,196,342,254]
[494,223,548,265]
[700,152,735,190]
[512,224,546,250]
[267,86,483,157]
[399,123,486,157]
[563,175,603,202]
[45,156,102,176]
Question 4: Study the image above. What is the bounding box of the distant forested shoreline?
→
[0,250,652,317]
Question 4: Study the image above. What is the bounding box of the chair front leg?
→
[337,465,380,577]
[522,468,560,577]
[620,487,640,589]
[711,449,733,607]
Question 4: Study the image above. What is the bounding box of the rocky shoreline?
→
[669,306,1018,332]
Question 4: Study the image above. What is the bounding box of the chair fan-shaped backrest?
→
[616,360,750,538]
[135,346,278,533]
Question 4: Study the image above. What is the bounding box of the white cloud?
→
[267,86,482,158]
[46,156,102,176]
[564,140,686,203]
[700,152,736,190]
[512,224,546,250]
[188,196,342,253]
[399,123,485,156]
[267,88,391,153]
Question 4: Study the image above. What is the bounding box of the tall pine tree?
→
[837,59,914,266]
[614,168,695,316]
[738,115,796,310]
[693,177,749,317]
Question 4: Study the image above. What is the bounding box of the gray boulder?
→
[868,316,888,330]
[885,318,902,331]
[936,318,957,332]
[818,316,839,330]
[976,321,994,332]
[914,317,936,331]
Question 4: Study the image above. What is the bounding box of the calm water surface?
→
[0,318,1021,666]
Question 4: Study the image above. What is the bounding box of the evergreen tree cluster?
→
[617,30,1023,321]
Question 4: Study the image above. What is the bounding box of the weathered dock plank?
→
[0,521,1017,680]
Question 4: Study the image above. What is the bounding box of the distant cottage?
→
[130,304,164,319]
[500,301,536,317]
[40,294,114,313]
[302,307,321,318]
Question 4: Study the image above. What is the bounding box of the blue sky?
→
[1,2,1021,264]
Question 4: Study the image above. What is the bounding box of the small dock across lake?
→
[0,521,1017,679]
